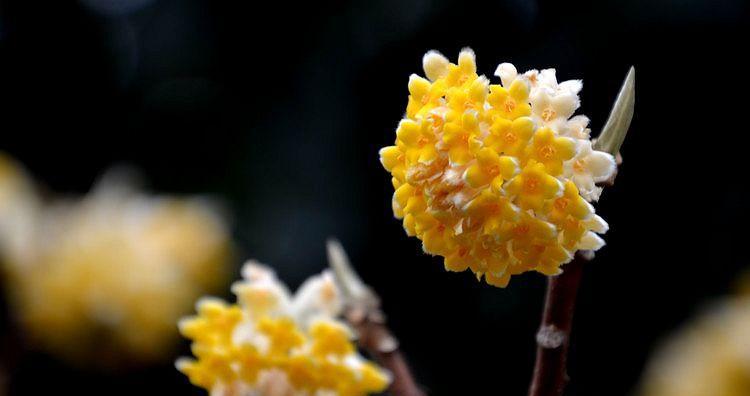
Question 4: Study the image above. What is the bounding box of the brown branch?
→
[346,307,426,396]
[528,106,627,395]
[528,252,591,396]
[326,239,426,396]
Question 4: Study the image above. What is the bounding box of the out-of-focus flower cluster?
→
[177,261,390,396]
[638,290,750,396]
[379,49,616,286]
[0,153,232,365]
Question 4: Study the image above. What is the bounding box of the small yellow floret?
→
[310,320,354,357]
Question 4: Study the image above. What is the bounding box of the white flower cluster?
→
[230,260,345,331]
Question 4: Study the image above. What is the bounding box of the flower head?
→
[637,295,750,396]
[0,164,232,364]
[379,49,617,286]
[177,261,390,396]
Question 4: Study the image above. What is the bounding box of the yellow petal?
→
[554,137,577,160]
[485,271,511,287]
[458,48,476,74]
[490,117,512,135]
[464,163,490,188]
[418,146,438,164]
[396,120,421,146]
[476,147,501,167]
[488,85,509,108]
[462,110,480,131]
[537,264,562,276]
[359,362,391,392]
[498,156,519,179]
[520,194,544,211]
[541,174,563,198]
[511,117,535,140]
[508,79,529,101]
[449,146,473,165]
[468,76,489,103]
[442,123,464,145]
[403,195,427,214]
[445,251,470,272]
[378,146,402,171]
[513,102,532,118]
[403,214,417,236]
[490,175,506,194]
[391,197,404,219]
[408,74,431,99]
[393,184,415,208]
[533,127,554,144]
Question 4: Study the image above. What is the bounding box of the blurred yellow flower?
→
[379,49,616,286]
[637,295,750,396]
[177,261,390,396]
[0,153,40,264]
[0,156,232,365]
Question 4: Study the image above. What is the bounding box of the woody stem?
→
[347,309,426,396]
[527,252,589,396]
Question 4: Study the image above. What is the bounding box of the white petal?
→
[539,68,558,87]
[530,89,552,115]
[583,200,596,216]
[494,62,518,87]
[175,357,193,372]
[577,231,605,251]
[230,320,256,346]
[561,116,591,139]
[587,151,617,182]
[291,270,343,326]
[576,139,594,156]
[255,370,296,396]
[523,69,540,87]
[559,79,583,94]
[232,278,292,317]
[581,186,603,202]
[240,259,276,283]
[567,115,590,130]
[551,92,579,119]
[422,50,449,81]
[562,160,575,179]
[572,173,596,197]
[546,118,569,134]
[586,214,609,234]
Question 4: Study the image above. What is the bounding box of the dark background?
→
[0,0,748,395]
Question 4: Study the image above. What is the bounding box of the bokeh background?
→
[1,0,748,395]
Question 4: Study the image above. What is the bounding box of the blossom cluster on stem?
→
[177,261,390,396]
[379,49,616,286]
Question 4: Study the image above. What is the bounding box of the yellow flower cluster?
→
[177,262,390,396]
[379,49,614,286]
[0,156,232,365]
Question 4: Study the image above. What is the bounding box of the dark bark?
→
[528,253,588,396]
[346,308,427,396]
